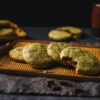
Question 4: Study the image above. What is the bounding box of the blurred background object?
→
[91,0,100,37]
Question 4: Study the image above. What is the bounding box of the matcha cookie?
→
[22,43,54,68]
[47,42,71,64]
[48,30,71,41]
[57,26,82,39]
[0,20,11,28]
[60,47,100,75]
[9,47,24,62]
[74,53,100,75]
[60,47,88,61]
[0,28,15,36]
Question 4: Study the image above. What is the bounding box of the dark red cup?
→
[92,3,100,37]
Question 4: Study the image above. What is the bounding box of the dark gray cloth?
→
[0,27,100,100]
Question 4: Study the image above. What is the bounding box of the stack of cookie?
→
[48,26,82,41]
[0,20,16,36]
[9,42,100,75]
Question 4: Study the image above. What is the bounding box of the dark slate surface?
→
[0,74,100,97]
[0,27,100,100]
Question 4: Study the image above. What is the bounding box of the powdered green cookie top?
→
[22,43,54,66]
[9,47,24,62]
[57,26,82,35]
[0,28,14,36]
[48,30,71,41]
[47,42,71,62]
[60,47,100,75]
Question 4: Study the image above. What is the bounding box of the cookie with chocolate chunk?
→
[57,26,82,39]
[60,47,100,75]
[47,42,71,65]
[61,47,88,60]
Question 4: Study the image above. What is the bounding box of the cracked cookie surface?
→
[48,30,71,41]
[22,43,54,68]
[47,42,71,64]
[60,47,100,75]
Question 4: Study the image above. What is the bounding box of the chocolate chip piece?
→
[71,61,77,67]
[45,80,55,88]
[63,57,72,61]
[72,86,84,94]
[52,84,61,91]
[60,80,73,87]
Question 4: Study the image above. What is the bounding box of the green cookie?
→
[60,47,100,75]
[0,20,11,28]
[57,26,82,39]
[57,26,82,35]
[9,47,24,62]
[60,47,88,61]
[22,43,54,68]
[0,28,15,36]
[47,42,71,64]
[48,30,71,41]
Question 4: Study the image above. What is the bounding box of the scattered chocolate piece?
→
[60,80,73,87]
[71,61,77,67]
[52,84,61,91]
[72,86,84,94]
[45,80,55,88]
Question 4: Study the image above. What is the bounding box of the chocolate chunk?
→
[72,86,84,94]
[60,80,73,87]
[71,61,77,67]
[45,80,55,88]
[52,84,61,91]
[63,57,72,61]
